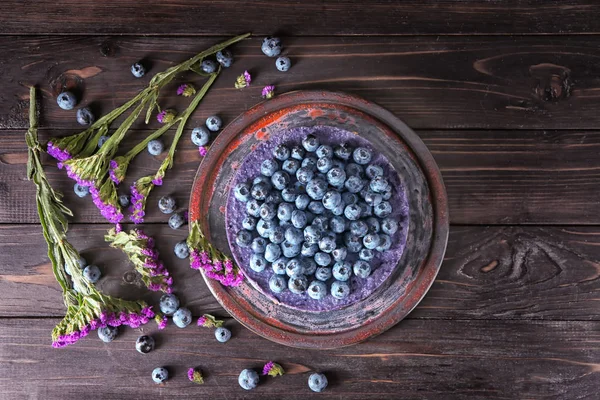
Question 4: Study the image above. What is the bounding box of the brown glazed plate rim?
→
[189,90,449,349]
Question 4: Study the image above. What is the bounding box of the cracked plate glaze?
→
[189,91,448,349]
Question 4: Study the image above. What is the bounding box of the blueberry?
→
[295,244,316,259]
[257,219,276,238]
[326,167,346,187]
[131,62,146,78]
[311,216,329,231]
[342,192,358,205]
[174,240,190,259]
[265,243,282,263]
[251,237,267,254]
[282,159,300,175]
[246,199,262,218]
[358,201,373,217]
[331,201,345,216]
[353,147,372,165]
[201,59,218,74]
[97,135,110,148]
[76,107,95,126]
[239,368,260,390]
[173,307,192,328]
[331,281,350,300]
[288,274,308,294]
[330,216,346,233]
[302,135,319,152]
[344,232,363,253]
[83,265,101,283]
[152,367,169,384]
[261,36,282,57]
[316,157,333,173]
[316,145,333,159]
[56,91,77,110]
[365,217,381,233]
[65,255,87,276]
[359,248,375,262]
[363,233,381,249]
[303,225,321,245]
[344,176,365,194]
[381,218,399,235]
[308,280,327,300]
[374,201,393,218]
[332,247,348,262]
[271,171,290,190]
[322,190,342,210]
[253,176,270,186]
[268,226,285,244]
[272,144,290,161]
[366,164,384,179]
[159,294,180,315]
[289,210,307,229]
[158,195,176,214]
[273,55,291,71]
[147,139,164,156]
[286,258,304,277]
[98,326,118,343]
[191,126,210,147]
[369,175,388,192]
[118,194,130,207]
[365,191,383,207]
[315,252,332,267]
[376,234,392,252]
[216,49,234,68]
[249,254,267,272]
[318,235,337,253]
[265,191,283,204]
[350,220,369,237]
[277,202,294,221]
[344,204,362,221]
[334,144,352,160]
[308,373,328,392]
[330,158,345,170]
[168,212,186,230]
[234,183,252,202]
[136,335,155,354]
[315,267,332,281]
[284,227,303,245]
[271,257,289,275]
[251,182,270,201]
[269,274,287,293]
[354,260,372,278]
[333,261,352,281]
[382,187,393,200]
[295,166,314,185]
[215,327,232,343]
[281,240,301,258]
[295,194,310,210]
[242,216,258,231]
[308,201,325,215]
[291,145,305,160]
[281,187,297,203]
[259,203,277,221]
[260,159,278,177]
[345,163,363,178]
[205,115,222,131]
[74,183,89,198]
[236,230,253,247]
[306,178,328,200]
[304,259,317,275]
[301,156,318,170]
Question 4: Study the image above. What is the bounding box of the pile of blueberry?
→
[233,134,399,301]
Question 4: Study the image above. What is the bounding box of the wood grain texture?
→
[2,129,600,225]
[0,318,598,399]
[5,36,600,131]
[2,224,599,320]
[1,1,600,36]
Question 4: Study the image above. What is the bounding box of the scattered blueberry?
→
[57,91,77,110]
[74,183,89,198]
[159,293,180,315]
[327,167,347,187]
[257,218,276,238]
[311,216,329,231]
[322,190,342,210]
[286,258,304,277]
[168,212,186,230]
[281,240,301,258]
[268,226,285,244]
[216,49,234,68]
[334,144,352,160]
[269,274,287,292]
[276,56,291,71]
[308,200,326,215]
[277,202,294,221]
[342,192,358,205]
[76,107,95,126]
[306,178,328,200]
[174,241,190,259]
[251,181,270,201]
[98,135,110,148]
[158,195,176,214]
[330,216,346,233]
[315,252,331,267]
[118,194,130,207]
[251,237,268,254]
[136,335,155,354]
[282,159,301,175]
[354,260,372,278]
[201,59,218,74]
[239,368,260,390]
[303,259,317,275]
[344,232,363,253]
[131,62,146,78]
[98,326,118,343]
[173,307,192,328]
[291,210,308,229]
[308,373,328,392]
[318,235,337,253]
[271,170,290,190]
[344,204,362,221]
[261,36,282,57]
[83,265,101,283]
[152,367,169,384]
[206,115,222,132]
[281,187,298,202]
[350,220,369,237]
[344,175,365,193]
[191,126,211,147]
[259,203,277,221]
[366,164,384,179]
[215,327,232,343]
[301,242,319,257]
[250,254,268,272]
[345,163,363,177]
[359,248,375,261]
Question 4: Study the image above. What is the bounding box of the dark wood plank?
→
[2,224,599,320]
[4,36,600,131]
[1,1,600,36]
[0,317,597,399]
[2,129,600,225]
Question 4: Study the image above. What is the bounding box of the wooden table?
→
[1,1,599,398]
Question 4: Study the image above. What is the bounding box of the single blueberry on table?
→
[118,194,130,207]
[216,49,234,68]
[275,56,291,71]
[374,201,393,218]
[261,159,279,177]
[296,166,314,185]
[152,367,168,384]
[269,274,287,293]
[215,327,232,343]
[322,190,342,210]
[381,218,399,235]
[272,144,291,161]
[261,36,282,57]
[332,246,348,262]
[271,170,290,190]
[98,326,118,343]
[259,203,277,221]
[315,251,332,267]
[281,240,301,258]
[56,91,77,110]
[239,368,260,390]
[159,293,180,315]
[318,235,337,253]
[158,195,176,214]
[250,254,268,272]
[291,210,308,229]
[302,135,319,152]
[264,243,282,262]
[344,204,362,221]
[277,202,294,221]
[136,335,155,354]
[359,248,375,261]
[301,155,318,170]
[147,139,164,156]
[306,178,328,200]
[286,258,304,277]
[174,241,190,259]
[168,212,186,230]
[288,274,308,294]
[354,260,372,278]
[363,233,381,250]
[65,255,87,277]
[242,215,258,231]
[308,280,327,300]
[83,265,101,283]
[251,237,268,254]
[271,257,289,275]
[291,145,305,160]
[315,266,332,281]
[76,107,95,126]
[376,234,392,252]
[308,200,325,215]
[281,187,298,202]
[201,59,218,74]
[333,261,352,281]
[295,194,311,210]
[173,307,192,328]
[234,183,252,202]
[326,167,347,187]
[282,159,300,175]
[331,280,351,300]
[268,226,285,244]
[330,215,346,234]
[191,126,210,147]
[308,373,329,392]
[131,62,146,78]
[236,230,253,248]
[206,115,222,131]
[74,183,89,198]
[316,156,333,173]
[256,218,276,238]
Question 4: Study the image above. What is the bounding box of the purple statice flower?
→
[156,315,168,330]
[47,141,72,164]
[152,176,163,186]
[188,368,204,384]
[262,85,275,99]
[89,184,124,224]
[189,249,243,287]
[187,368,195,381]
[199,146,207,157]
[234,70,252,89]
[129,183,146,224]
[177,83,196,97]
[244,70,251,85]
[263,361,285,377]
[197,316,206,326]
[108,157,130,185]
[197,314,223,328]
[157,109,177,124]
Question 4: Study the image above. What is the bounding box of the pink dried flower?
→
[263,361,285,377]
[199,146,207,157]
[234,70,252,89]
[177,83,197,97]
[157,109,177,124]
[188,368,204,384]
[262,85,275,99]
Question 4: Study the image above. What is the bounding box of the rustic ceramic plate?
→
[189,91,448,349]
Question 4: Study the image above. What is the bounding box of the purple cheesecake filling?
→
[225,125,409,312]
